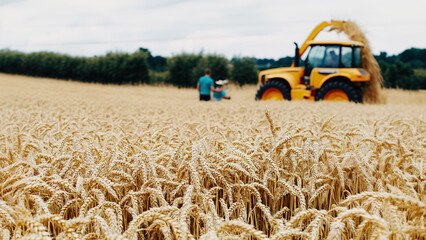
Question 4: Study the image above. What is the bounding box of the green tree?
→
[0,50,25,74]
[275,56,294,67]
[377,50,426,90]
[0,49,149,84]
[382,59,418,89]
[167,53,202,88]
[413,69,426,89]
[192,55,229,85]
[122,51,150,84]
[399,48,426,69]
[231,57,258,86]
[139,47,167,72]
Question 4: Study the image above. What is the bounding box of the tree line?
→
[376,49,426,90]
[0,50,150,84]
[0,48,258,87]
[0,47,424,89]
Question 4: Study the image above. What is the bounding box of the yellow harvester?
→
[255,20,370,102]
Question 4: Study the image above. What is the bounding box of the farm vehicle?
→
[255,20,370,102]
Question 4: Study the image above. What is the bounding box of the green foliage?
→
[276,57,294,68]
[149,70,170,85]
[377,48,426,90]
[139,48,167,72]
[0,50,25,74]
[231,57,258,86]
[192,55,229,83]
[413,69,426,90]
[399,48,426,69]
[380,60,415,89]
[167,53,202,88]
[257,57,294,70]
[0,49,149,84]
[414,69,426,78]
[167,53,228,88]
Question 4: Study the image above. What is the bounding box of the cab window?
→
[353,47,362,68]
[305,45,363,70]
[341,46,352,68]
[306,45,326,69]
[323,46,340,68]
[306,45,340,69]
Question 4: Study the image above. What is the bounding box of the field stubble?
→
[0,73,425,239]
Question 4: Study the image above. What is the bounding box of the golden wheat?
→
[0,73,425,239]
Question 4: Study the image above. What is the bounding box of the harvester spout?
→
[298,20,346,56]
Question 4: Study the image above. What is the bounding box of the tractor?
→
[255,20,370,102]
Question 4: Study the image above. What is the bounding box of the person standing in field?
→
[212,80,231,101]
[197,68,222,101]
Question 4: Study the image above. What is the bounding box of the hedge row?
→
[0,49,260,87]
[167,53,259,87]
[0,50,149,84]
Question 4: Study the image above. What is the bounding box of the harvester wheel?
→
[255,81,291,101]
[315,81,362,103]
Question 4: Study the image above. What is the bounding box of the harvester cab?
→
[255,20,370,103]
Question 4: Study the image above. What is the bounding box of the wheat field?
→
[0,73,425,239]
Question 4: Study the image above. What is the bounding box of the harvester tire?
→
[315,81,362,103]
[255,81,291,101]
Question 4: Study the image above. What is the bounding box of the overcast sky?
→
[0,0,425,59]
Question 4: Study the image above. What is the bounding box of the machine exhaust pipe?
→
[294,42,300,67]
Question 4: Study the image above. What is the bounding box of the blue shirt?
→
[213,90,226,101]
[198,76,214,95]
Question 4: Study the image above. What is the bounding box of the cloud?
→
[0,0,425,59]
[0,0,26,6]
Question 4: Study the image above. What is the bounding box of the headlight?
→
[358,70,368,75]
